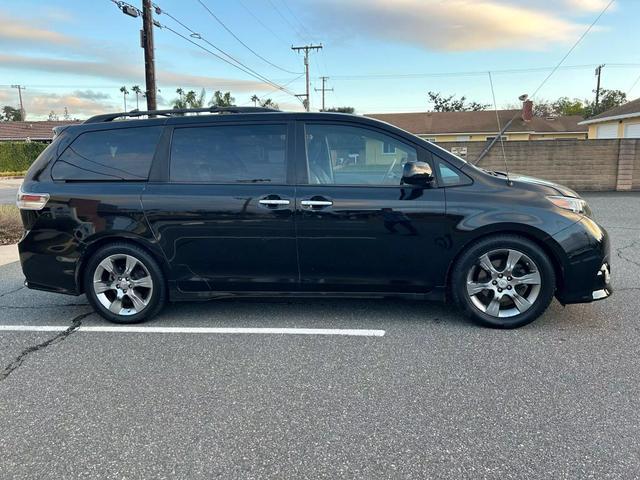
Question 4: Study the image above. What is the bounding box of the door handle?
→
[301,200,332,207]
[300,197,333,209]
[259,199,291,206]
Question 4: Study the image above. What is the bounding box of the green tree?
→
[131,85,142,110]
[209,90,235,107]
[250,94,260,106]
[324,106,355,113]
[119,86,129,111]
[427,91,489,112]
[259,98,279,109]
[0,106,22,121]
[172,88,206,109]
[584,89,627,118]
[530,90,627,118]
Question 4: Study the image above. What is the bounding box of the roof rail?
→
[83,106,280,123]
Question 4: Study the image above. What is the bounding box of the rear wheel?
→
[84,243,166,324]
[451,235,556,328]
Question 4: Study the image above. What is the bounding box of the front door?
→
[142,121,299,293]
[295,121,448,293]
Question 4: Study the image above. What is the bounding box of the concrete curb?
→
[0,244,19,266]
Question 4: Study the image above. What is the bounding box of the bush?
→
[0,142,48,174]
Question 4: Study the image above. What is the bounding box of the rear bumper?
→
[552,217,613,305]
[18,228,82,296]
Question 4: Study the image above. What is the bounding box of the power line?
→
[530,0,615,99]
[266,0,307,41]
[161,24,295,96]
[236,0,290,46]
[279,0,313,41]
[151,4,297,97]
[629,72,640,95]
[195,0,302,75]
[328,63,639,81]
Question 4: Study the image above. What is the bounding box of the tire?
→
[451,235,556,328]
[83,242,166,324]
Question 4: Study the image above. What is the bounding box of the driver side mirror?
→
[402,161,433,186]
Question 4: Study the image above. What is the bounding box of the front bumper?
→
[551,216,613,305]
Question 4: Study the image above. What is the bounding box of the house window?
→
[382,142,396,154]
[485,135,508,141]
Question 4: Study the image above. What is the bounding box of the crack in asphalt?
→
[0,311,93,383]
[0,286,25,298]
[616,239,640,269]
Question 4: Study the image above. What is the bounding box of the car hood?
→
[499,172,580,198]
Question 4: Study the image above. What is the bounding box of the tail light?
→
[16,187,49,210]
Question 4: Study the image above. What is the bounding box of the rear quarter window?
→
[52,126,162,181]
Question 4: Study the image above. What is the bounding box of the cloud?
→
[304,0,588,52]
[0,53,273,92]
[563,0,611,12]
[0,10,77,47]
[21,92,118,118]
[72,90,112,101]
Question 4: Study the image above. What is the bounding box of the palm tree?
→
[131,85,142,110]
[119,86,129,111]
[250,94,259,107]
[173,88,187,109]
[209,90,235,107]
[260,98,279,110]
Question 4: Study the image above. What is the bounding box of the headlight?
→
[546,195,588,214]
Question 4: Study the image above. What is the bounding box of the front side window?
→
[52,126,162,181]
[170,124,287,183]
[305,124,419,185]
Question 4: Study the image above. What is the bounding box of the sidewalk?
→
[0,244,19,266]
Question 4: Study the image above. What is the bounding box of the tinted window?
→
[170,124,287,183]
[52,126,162,181]
[305,124,419,185]
[437,159,472,186]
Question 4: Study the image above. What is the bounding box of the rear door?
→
[294,120,448,293]
[142,120,298,293]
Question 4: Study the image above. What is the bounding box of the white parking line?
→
[0,325,385,337]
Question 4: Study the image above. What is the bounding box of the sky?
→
[0,0,639,120]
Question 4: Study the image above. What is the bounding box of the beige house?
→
[579,98,640,139]
[367,102,587,142]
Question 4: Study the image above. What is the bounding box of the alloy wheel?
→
[92,254,154,316]
[465,248,542,318]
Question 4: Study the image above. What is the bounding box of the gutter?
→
[579,112,640,125]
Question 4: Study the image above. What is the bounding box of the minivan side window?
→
[52,126,162,181]
[169,124,287,184]
[305,124,419,186]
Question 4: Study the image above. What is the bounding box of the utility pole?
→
[314,76,333,111]
[141,0,157,111]
[10,84,25,120]
[291,44,322,111]
[595,64,605,108]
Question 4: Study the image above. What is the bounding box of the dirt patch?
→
[0,205,22,246]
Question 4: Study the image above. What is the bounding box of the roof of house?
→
[0,121,81,141]
[365,110,587,135]
[578,98,640,125]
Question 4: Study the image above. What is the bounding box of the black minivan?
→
[17,107,611,328]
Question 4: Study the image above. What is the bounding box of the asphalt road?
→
[0,193,639,479]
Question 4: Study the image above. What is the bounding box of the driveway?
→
[0,193,639,479]
[0,178,21,204]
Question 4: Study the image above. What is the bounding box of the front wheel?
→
[451,235,556,328]
[84,243,166,324]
